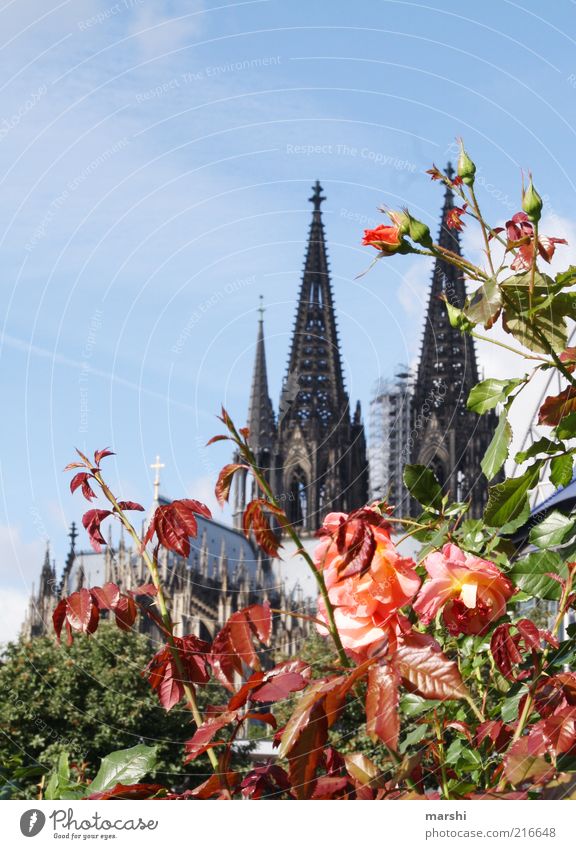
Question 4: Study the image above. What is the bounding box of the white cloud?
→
[127,2,206,56]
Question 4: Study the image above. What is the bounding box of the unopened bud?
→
[457,140,476,186]
[405,211,433,249]
[388,210,410,236]
[522,175,543,223]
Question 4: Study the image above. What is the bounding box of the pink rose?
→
[413,543,515,636]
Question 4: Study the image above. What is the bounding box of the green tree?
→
[0,624,220,798]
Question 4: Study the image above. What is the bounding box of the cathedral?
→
[23,174,492,643]
[23,181,369,643]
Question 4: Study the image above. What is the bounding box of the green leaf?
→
[443,297,474,332]
[515,437,565,463]
[400,694,441,718]
[399,724,429,754]
[467,378,523,415]
[557,412,576,439]
[45,753,84,801]
[481,411,512,480]
[507,550,568,601]
[501,275,568,354]
[403,464,443,511]
[483,463,541,530]
[550,454,574,488]
[528,510,576,548]
[555,265,576,289]
[464,277,502,328]
[87,744,158,796]
[501,687,524,724]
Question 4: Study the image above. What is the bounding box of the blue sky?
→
[2,0,576,640]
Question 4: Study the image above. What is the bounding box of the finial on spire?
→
[151,455,165,502]
[258,294,265,323]
[309,180,325,212]
[445,161,455,180]
[68,522,77,552]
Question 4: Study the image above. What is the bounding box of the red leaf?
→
[211,602,271,688]
[517,619,541,651]
[366,662,400,750]
[393,633,469,701]
[242,499,283,557]
[114,596,137,631]
[215,463,247,507]
[252,662,311,704]
[535,707,576,755]
[144,499,211,557]
[94,447,115,466]
[70,472,97,502]
[91,582,121,610]
[65,588,99,634]
[52,599,68,643]
[64,462,85,471]
[129,583,158,597]
[311,776,351,799]
[82,509,112,552]
[116,501,145,512]
[184,711,238,762]
[504,730,555,786]
[206,434,230,446]
[178,634,211,684]
[491,624,523,680]
[241,764,290,799]
[87,782,164,800]
[538,387,576,426]
[286,701,328,799]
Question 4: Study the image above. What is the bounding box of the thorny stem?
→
[93,470,220,771]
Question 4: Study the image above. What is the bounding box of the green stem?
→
[469,185,496,278]
[434,712,450,800]
[469,329,549,362]
[94,472,220,771]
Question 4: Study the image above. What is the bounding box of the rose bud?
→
[522,174,543,224]
[457,140,476,186]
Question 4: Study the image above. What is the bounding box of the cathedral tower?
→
[411,164,497,516]
[236,182,369,534]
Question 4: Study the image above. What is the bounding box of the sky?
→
[2,0,576,641]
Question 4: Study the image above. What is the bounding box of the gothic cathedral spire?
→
[411,164,497,516]
[235,182,369,535]
[247,296,276,453]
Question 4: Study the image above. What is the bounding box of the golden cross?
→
[150,455,165,502]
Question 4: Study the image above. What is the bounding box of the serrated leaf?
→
[550,454,574,489]
[481,411,512,480]
[539,387,576,427]
[393,635,469,701]
[87,745,158,796]
[529,510,576,548]
[464,277,502,329]
[403,464,443,511]
[483,463,541,530]
[467,378,523,415]
[508,550,568,601]
[515,437,564,463]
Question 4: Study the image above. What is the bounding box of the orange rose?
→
[315,511,420,661]
[362,224,402,254]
